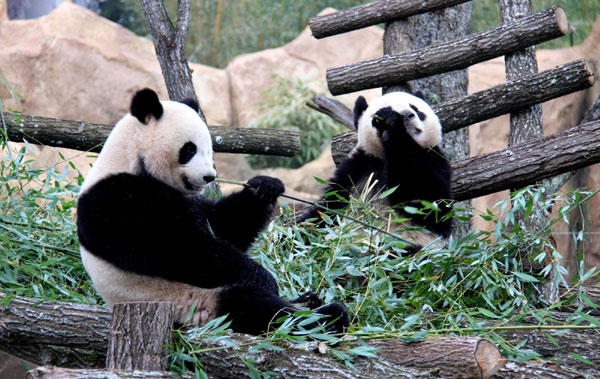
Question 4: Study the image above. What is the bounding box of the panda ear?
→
[130,88,164,124]
[179,98,200,113]
[414,90,426,101]
[353,96,368,130]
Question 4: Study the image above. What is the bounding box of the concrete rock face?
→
[1,1,600,275]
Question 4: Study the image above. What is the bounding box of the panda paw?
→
[291,291,323,309]
[246,176,285,204]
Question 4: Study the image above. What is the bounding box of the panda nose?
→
[203,175,215,183]
[400,111,415,120]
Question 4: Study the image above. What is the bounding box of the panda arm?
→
[297,150,384,223]
[77,173,278,291]
[201,176,284,252]
[385,146,453,238]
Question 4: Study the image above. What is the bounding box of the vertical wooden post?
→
[106,302,174,371]
[499,0,550,281]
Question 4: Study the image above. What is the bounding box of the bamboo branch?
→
[326,6,568,95]
[1,112,300,157]
[308,0,471,39]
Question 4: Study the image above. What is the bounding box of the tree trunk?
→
[106,303,173,371]
[308,0,471,39]
[140,0,205,123]
[327,6,568,95]
[1,112,301,157]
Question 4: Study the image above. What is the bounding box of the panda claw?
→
[246,176,285,203]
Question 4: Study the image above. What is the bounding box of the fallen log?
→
[1,112,300,157]
[1,294,597,378]
[326,6,568,95]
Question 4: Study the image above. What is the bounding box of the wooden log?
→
[1,112,301,157]
[0,293,111,368]
[306,94,355,130]
[451,119,600,201]
[106,303,173,371]
[2,293,598,377]
[328,59,595,161]
[25,367,186,379]
[308,0,471,39]
[140,0,204,122]
[326,6,568,95]
[438,59,594,133]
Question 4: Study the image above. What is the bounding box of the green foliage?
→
[0,106,99,304]
[245,76,345,169]
[472,0,600,49]
[170,182,600,376]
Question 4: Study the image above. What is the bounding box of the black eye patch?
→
[179,142,197,164]
[410,104,427,121]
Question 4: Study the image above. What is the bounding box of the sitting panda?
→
[77,88,349,335]
[298,91,453,252]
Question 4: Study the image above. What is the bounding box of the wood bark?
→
[1,112,300,157]
[328,59,594,162]
[2,294,598,377]
[306,94,355,131]
[326,6,568,95]
[500,0,544,147]
[308,0,471,39]
[26,367,186,379]
[139,0,205,122]
[0,293,111,368]
[451,119,600,201]
[106,303,173,371]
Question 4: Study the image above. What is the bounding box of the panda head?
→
[83,88,216,194]
[353,92,442,157]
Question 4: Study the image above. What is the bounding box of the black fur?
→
[130,89,163,124]
[179,98,200,113]
[78,173,348,335]
[299,96,453,241]
[353,96,369,129]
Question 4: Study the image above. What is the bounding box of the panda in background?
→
[77,88,349,335]
[298,91,453,252]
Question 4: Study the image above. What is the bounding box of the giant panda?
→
[77,88,349,335]
[298,91,453,252]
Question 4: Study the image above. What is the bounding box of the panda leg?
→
[217,285,349,335]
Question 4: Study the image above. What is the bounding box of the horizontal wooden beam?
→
[1,112,301,157]
[326,6,568,95]
[328,59,594,162]
[309,0,471,39]
[452,119,600,201]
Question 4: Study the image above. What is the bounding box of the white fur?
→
[81,249,220,325]
[355,92,441,157]
[81,100,216,195]
[80,99,219,324]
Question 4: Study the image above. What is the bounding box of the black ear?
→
[414,90,426,101]
[130,88,163,124]
[353,96,368,129]
[179,98,200,113]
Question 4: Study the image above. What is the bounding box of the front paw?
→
[246,176,285,203]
